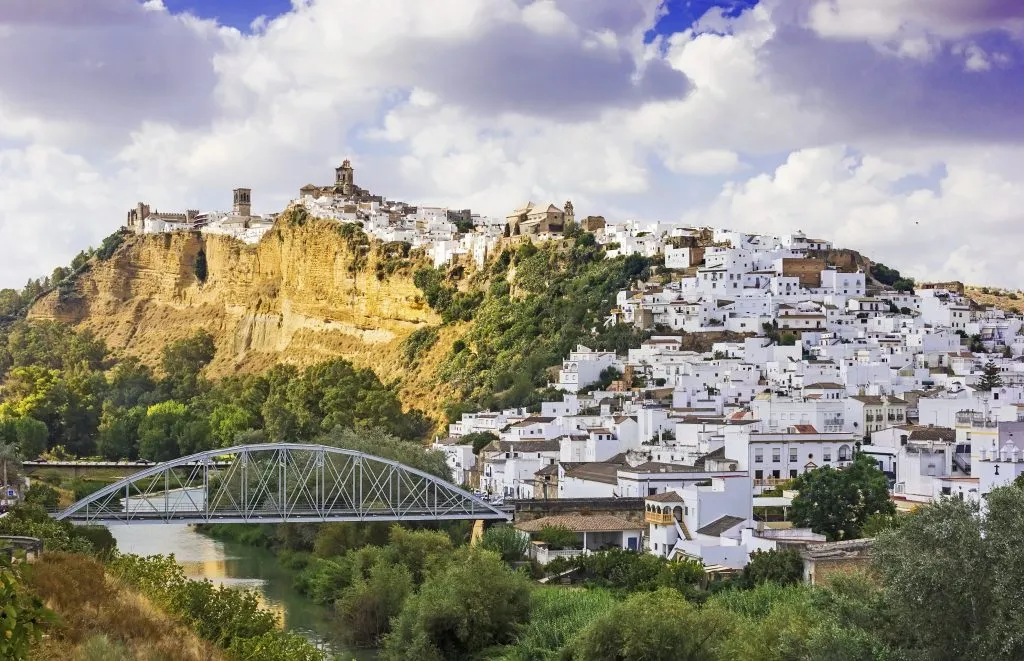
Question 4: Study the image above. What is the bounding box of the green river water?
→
[109,525,377,660]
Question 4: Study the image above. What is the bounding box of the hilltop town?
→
[115,159,1024,573]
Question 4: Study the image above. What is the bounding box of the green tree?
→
[23,483,59,510]
[872,497,988,661]
[568,588,734,661]
[0,416,47,459]
[791,454,894,541]
[742,548,805,587]
[105,356,156,408]
[319,427,451,481]
[537,525,579,550]
[0,289,23,317]
[481,525,530,563]
[138,401,192,461]
[977,360,1003,391]
[464,431,498,455]
[383,549,532,660]
[208,403,256,448]
[385,525,453,584]
[160,330,215,400]
[336,561,413,646]
[96,403,145,460]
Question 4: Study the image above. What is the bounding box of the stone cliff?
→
[29,217,457,417]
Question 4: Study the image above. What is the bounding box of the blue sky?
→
[163,0,293,29]
[1,0,1022,288]
[165,0,760,33]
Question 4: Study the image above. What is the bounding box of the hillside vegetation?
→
[21,215,660,429]
[13,211,1018,434]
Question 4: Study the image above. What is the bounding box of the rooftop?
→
[515,514,643,534]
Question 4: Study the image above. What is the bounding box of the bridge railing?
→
[54,443,512,525]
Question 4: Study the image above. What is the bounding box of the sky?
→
[1,0,1023,288]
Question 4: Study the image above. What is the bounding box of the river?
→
[110,524,378,660]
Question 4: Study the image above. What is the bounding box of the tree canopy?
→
[790,454,895,541]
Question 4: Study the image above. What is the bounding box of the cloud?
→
[0,0,1022,292]
[0,0,231,143]
[695,145,1024,287]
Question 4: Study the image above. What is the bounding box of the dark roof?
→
[481,440,561,454]
[628,462,704,473]
[646,491,685,503]
[907,426,956,443]
[510,416,556,427]
[563,463,621,485]
[534,463,560,477]
[696,515,746,537]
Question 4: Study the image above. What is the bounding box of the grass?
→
[23,553,226,661]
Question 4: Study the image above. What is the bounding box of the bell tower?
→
[564,200,575,226]
[232,188,252,217]
[335,159,355,196]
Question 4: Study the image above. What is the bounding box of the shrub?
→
[403,327,440,365]
[193,248,208,283]
[537,526,579,551]
[335,561,413,646]
[383,549,532,660]
[481,525,530,563]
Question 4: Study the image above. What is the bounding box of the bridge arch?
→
[55,443,510,525]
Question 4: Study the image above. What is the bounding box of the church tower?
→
[564,200,575,226]
[335,159,355,196]
[232,188,252,217]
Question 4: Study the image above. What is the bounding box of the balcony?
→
[956,412,998,428]
[645,511,676,526]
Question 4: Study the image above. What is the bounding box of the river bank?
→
[110,524,377,660]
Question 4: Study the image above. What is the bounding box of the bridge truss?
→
[55,443,511,525]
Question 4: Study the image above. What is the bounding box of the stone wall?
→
[782,258,826,288]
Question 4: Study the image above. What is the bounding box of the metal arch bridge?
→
[54,443,511,525]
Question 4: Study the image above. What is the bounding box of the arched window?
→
[672,506,683,522]
[838,445,851,461]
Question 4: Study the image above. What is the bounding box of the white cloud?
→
[0,0,1022,290]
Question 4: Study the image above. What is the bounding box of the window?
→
[772,449,781,463]
[789,448,798,461]
[755,469,763,480]
[839,445,851,461]
[790,469,798,479]
[648,487,657,496]
[823,450,832,462]
[754,450,763,463]
[772,470,781,479]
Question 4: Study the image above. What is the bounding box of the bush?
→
[742,549,804,587]
[24,483,59,510]
[537,526,579,551]
[95,231,126,261]
[0,558,51,660]
[481,525,531,563]
[335,561,413,646]
[403,327,439,365]
[383,549,532,660]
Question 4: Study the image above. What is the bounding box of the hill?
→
[21,210,1015,429]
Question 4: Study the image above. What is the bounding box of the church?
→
[506,200,574,236]
[297,160,379,203]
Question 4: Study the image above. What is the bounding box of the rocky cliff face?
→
[29,217,455,414]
